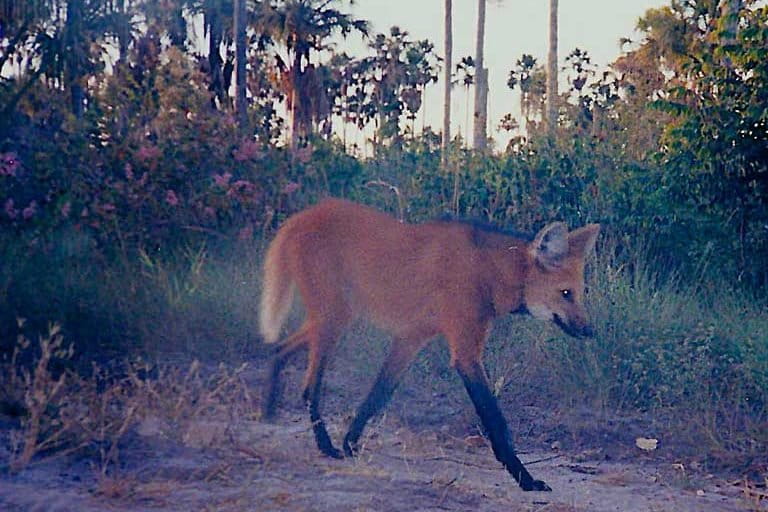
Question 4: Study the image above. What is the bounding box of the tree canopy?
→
[1,0,767,285]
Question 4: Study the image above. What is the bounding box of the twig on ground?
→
[526,453,565,465]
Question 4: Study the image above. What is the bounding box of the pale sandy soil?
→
[0,361,760,512]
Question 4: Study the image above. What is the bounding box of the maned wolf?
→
[259,198,600,492]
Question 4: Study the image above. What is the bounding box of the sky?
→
[337,0,667,149]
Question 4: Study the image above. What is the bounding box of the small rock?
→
[635,437,658,451]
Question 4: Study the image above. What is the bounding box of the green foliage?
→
[351,26,442,146]
[544,238,766,461]
[480,236,767,465]
[647,3,768,286]
[1,0,767,475]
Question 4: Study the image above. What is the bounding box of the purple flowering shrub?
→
[0,50,310,253]
[1,152,39,225]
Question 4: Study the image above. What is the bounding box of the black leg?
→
[262,355,285,420]
[343,371,397,457]
[261,325,311,420]
[457,362,551,492]
[303,364,342,459]
[343,340,422,457]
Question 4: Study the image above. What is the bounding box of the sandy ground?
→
[0,361,761,512]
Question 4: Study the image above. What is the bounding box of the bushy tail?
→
[259,234,294,344]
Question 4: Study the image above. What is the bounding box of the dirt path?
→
[0,407,753,512]
[0,358,759,512]
[239,415,747,512]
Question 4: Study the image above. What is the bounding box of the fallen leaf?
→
[635,437,658,451]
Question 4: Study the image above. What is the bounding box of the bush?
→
[1,323,252,474]
[508,235,768,465]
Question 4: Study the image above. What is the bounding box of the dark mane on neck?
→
[436,215,533,248]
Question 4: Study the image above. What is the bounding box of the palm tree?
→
[258,0,368,149]
[472,0,488,152]
[0,1,50,125]
[546,0,558,137]
[137,0,187,53]
[367,28,409,142]
[453,56,475,144]
[358,27,439,146]
[442,0,452,166]
[331,52,374,146]
[155,0,234,109]
[507,54,545,131]
[63,0,87,117]
[204,0,228,108]
[234,0,248,131]
[402,39,440,136]
[0,0,134,118]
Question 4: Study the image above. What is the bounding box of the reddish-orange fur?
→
[259,198,599,492]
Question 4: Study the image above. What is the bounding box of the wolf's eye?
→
[561,289,573,302]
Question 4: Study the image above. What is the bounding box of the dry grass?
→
[0,322,255,479]
[4,321,83,472]
[1,235,766,511]
[737,476,768,511]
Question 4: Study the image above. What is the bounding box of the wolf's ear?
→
[568,224,600,258]
[531,222,569,269]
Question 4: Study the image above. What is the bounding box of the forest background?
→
[0,0,766,481]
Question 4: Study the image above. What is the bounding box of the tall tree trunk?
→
[546,0,558,138]
[473,0,488,153]
[289,52,304,151]
[207,5,225,108]
[168,5,187,49]
[65,0,85,118]
[234,0,248,133]
[115,0,129,65]
[443,0,453,167]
